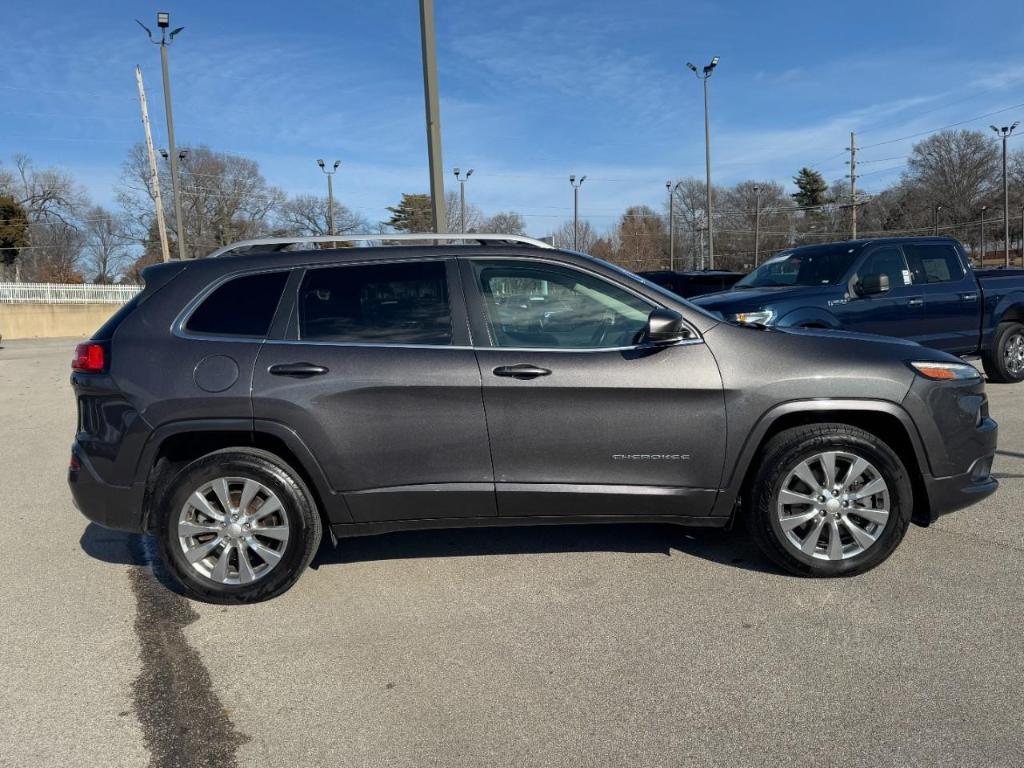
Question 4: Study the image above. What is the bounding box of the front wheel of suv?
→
[155,448,322,604]
[745,423,913,577]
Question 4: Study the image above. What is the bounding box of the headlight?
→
[909,361,982,381]
[728,310,775,325]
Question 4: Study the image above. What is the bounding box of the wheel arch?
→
[987,294,1024,339]
[776,307,842,329]
[136,419,349,532]
[716,400,934,527]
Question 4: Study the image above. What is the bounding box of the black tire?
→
[155,448,322,604]
[981,321,1024,383]
[745,423,913,577]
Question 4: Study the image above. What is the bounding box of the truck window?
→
[859,247,912,287]
[903,243,966,284]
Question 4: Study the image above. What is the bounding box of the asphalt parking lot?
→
[1,337,1022,768]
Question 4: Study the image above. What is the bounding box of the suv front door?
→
[252,258,495,524]
[834,244,927,342]
[462,257,726,519]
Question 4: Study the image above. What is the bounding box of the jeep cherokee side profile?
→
[69,234,998,603]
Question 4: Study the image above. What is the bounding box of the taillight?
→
[72,342,106,373]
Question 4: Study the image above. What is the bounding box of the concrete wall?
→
[0,303,120,340]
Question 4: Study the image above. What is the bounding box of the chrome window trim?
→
[172,266,292,342]
[260,337,704,353]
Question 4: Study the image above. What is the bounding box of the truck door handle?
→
[493,364,551,380]
[268,362,329,377]
[907,298,923,307]
[960,293,978,302]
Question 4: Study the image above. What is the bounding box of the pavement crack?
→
[127,535,248,768]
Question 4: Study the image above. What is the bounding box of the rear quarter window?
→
[185,271,289,337]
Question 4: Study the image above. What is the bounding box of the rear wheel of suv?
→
[745,423,912,577]
[981,321,1024,383]
[155,448,322,604]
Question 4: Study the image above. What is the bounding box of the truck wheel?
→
[981,321,1024,383]
[745,423,912,577]
[155,448,322,604]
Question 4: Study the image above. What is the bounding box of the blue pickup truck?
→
[693,237,1024,383]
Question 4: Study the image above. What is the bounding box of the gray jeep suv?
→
[69,235,998,603]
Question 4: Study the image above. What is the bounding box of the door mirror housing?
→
[856,273,890,297]
[643,308,689,346]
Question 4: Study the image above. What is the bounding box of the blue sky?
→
[2,0,1024,236]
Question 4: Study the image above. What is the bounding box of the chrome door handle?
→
[960,293,978,302]
[493,364,551,380]
[907,298,923,306]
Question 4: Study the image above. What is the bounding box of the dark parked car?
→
[693,237,1024,382]
[70,234,997,603]
[639,269,745,299]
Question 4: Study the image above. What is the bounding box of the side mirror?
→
[856,273,890,297]
[644,308,689,346]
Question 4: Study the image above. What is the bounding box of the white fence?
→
[0,282,142,305]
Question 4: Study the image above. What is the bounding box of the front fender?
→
[776,307,842,329]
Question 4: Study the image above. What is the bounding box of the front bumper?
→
[69,443,147,533]
[920,457,999,525]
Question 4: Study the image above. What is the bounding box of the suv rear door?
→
[252,257,495,525]
[461,257,726,519]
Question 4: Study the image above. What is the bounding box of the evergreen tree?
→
[386,193,433,232]
[791,168,829,208]
[0,195,29,277]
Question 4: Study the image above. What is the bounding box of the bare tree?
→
[444,190,483,233]
[275,194,368,238]
[551,219,598,252]
[615,205,667,272]
[81,206,132,283]
[482,211,527,235]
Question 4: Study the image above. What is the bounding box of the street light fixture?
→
[753,185,762,266]
[991,122,1019,268]
[666,180,684,270]
[137,12,187,259]
[569,175,586,250]
[453,168,474,234]
[981,205,988,264]
[686,56,720,269]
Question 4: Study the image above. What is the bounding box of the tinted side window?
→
[474,261,652,349]
[859,247,912,287]
[903,243,966,283]
[186,271,288,337]
[299,261,452,345]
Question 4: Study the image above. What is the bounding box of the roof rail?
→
[206,233,556,258]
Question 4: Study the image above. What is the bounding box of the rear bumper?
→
[919,455,999,525]
[69,443,146,533]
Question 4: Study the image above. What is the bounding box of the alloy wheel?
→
[177,477,290,585]
[775,451,890,561]
[1004,333,1024,376]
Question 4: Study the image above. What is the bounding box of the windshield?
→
[735,244,861,288]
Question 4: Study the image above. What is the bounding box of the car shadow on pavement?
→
[80,522,140,566]
[313,523,782,575]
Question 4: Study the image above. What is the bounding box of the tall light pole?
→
[991,122,1019,268]
[1021,205,1024,267]
[687,56,719,269]
[981,205,988,264]
[317,159,340,237]
[569,175,586,250]
[934,204,942,236]
[753,185,762,266]
[418,0,446,233]
[453,168,473,233]
[137,12,187,260]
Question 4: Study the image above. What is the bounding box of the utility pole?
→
[453,168,473,233]
[137,13,188,260]
[666,181,675,271]
[317,159,340,241]
[981,205,988,264]
[754,184,762,266]
[934,205,942,236]
[1021,205,1024,267]
[991,123,1019,268]
[687,57,719,269]
[134,66,170,262]
[418,0,446,233]
[569,175,586,250]
[846,131,858,239]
